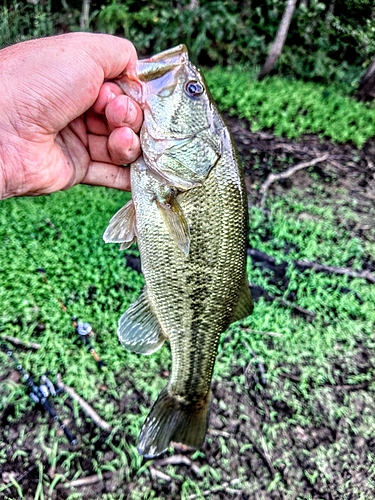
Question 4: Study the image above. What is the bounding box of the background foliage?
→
[205,67,375,147]
[1,0,375,87]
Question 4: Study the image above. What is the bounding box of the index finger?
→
[92,82,123,115]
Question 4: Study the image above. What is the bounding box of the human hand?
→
[0,33,143,199]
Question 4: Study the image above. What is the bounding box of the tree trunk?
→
[258,0,298,80]
[80,0,91,29]
[325,0,335,30]
[187,0,200,9]
[356,56,375,101]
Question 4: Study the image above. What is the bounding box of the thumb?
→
[2,33,138,133]
[72,32,138,80]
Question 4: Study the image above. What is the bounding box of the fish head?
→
[117,45,223,190]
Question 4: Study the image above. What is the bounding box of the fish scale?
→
[104,44,253,457]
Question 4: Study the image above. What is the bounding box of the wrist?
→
[0,150,5,200]
[0,128,28,200]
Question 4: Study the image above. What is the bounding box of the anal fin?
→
[138,387,211,458]
[103,199,137,249]
[118,289,167,355]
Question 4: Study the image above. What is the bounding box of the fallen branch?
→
[188,478,241,499]
[329,158,371,175]
[0,335,41,350]
[149,466,172,482]
[153,454,201,476]
[0,467,36,493]
[281,372,374,391]
[279,372,301,382]
[259,154,330,208]
[242,340,267,386]
[15,465,36,483]
[257,435,276,477]
[243,328,283,338]
[56,374,112,432]
[208,428,231,438]
[333,382,372,391]
[154,455,192,467]
[295,260,375,284]
[59,471,113,488]
[249,247,375,289]
[249,282,316,319]
[274,296,316,318]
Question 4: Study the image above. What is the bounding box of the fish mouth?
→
[116,44,190,106]
[137,44,189,82]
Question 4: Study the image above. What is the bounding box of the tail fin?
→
[138,387,211,458]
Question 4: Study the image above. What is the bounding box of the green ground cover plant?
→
[0,170,374,497]
[205,67,375,147]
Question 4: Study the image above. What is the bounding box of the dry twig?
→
[242,340,267,386]
[259,153,330,208]
[295,260,375,284]
[248,247,375,286]
[332,377,375,392]
[0,335,41,350]
[59,471,113,488]
[188,478,241,499]
[274,296,316,318]
[154,455,192,467]
[149,466,172,482]
[249,281,316,318]
[208,428,231,438]
[279,372,301,382]
[153,454,201,476]
[56,374,112,432]
[243,328,283,338]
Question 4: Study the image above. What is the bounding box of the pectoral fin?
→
[156,195,190,255]
[103,199,137,249]
[118,289,167,355]
[231,276,254,323]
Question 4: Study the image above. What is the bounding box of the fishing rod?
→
[71,317,106,369]
[0,343,77,445]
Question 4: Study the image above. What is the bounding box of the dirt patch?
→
[2,359,375,499]
[225,114,375,245]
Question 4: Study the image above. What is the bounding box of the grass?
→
[0,174,374,497]
[204,67,375,147]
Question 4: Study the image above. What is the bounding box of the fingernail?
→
[108,91,116,102]
[126,100,136,121]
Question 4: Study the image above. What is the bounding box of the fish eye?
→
[184,81,204,97]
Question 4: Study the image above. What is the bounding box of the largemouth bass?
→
[104,45,253,458]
